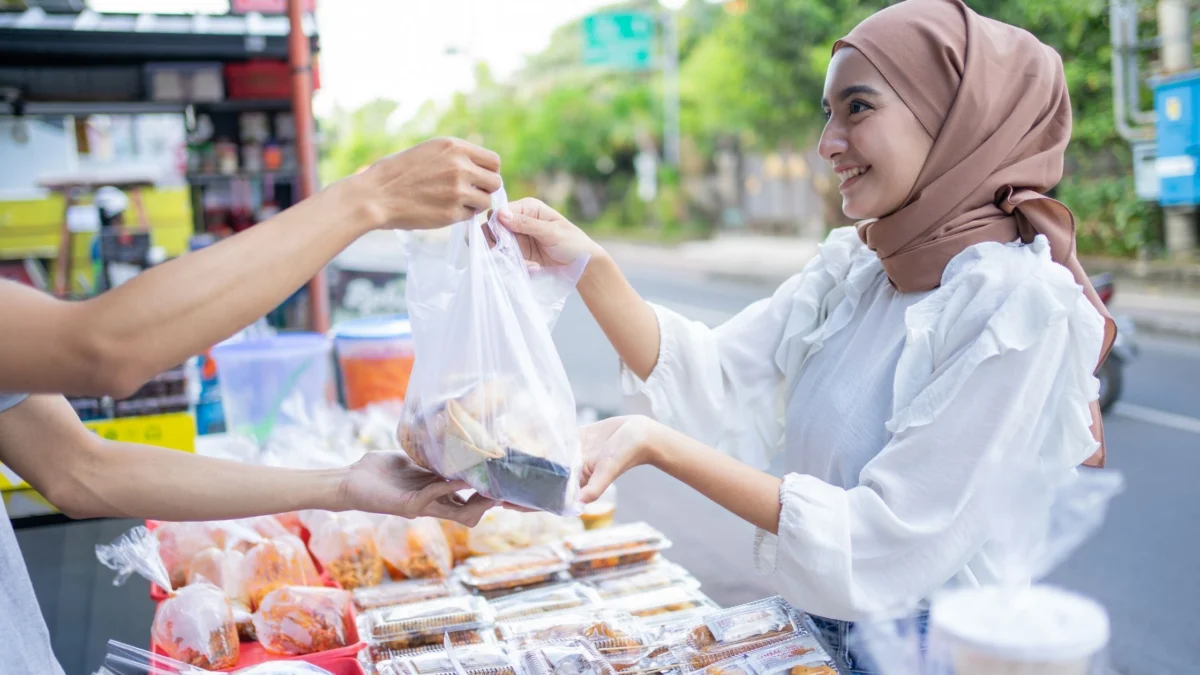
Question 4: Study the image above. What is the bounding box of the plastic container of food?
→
[361,596,495,656]
[673,597,807,671]
[515,639,619,675]
[608,587,718,621]
[353,578,462,613]
[333,315,416,410]
[561,523,671,574]
[741,635,837,675]
[581,560,700,599]
[498,609,649,667]
[490,583,603,622]
[378,643,517,675]
[457,547,570,594]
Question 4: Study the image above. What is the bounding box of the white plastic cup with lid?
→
[927,584,1110,675]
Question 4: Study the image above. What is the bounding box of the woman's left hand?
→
[578,415,663,503]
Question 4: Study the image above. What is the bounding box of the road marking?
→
[1111,402,1200,435]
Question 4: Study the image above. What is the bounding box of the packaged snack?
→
[354,578,462,612]
[497,609,648,664]
[381,643,516,675]
[378,516,454,580]
[609,587,718,621]
[467,510,585,557]
[562,523,671,574]
[97,526,239,669]
[362,596,495,655]
[188,546,255,640]
[581,561,699,599]
[457,547,569,594]
[490,582,603,622]
[274,511,305,537]
[515,639,618,675]
[99,640,339,675]
[399,188,587,515]
[308,512,386,590]
[693,655,754,675]
[253,586,355,656]
[673,598,807,670]
[440,519,473,564]
[741,635,836,675]
[241,534,321,610]
[152,521,229,588]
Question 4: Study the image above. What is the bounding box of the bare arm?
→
[0,395,493,525]
[0,138,501,398]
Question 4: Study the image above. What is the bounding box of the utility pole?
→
[1158,0,1198,256]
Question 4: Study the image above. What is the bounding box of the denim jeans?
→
[808,613,929,675]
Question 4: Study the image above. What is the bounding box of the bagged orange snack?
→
[98,526,239,669]
[241,534,320,610]
[440,519,472,565]
[189,546,256,640]
[252,586,354,656]
[378,516,453,580]
[153,521,228,589]
[308,512,386,590]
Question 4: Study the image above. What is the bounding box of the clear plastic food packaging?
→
[692,655,754,675]
[353,578,462,612]
[188,546,255,640]
[580,560,699,599]
[498,609,649,667]
[742,636,837,675]
[561,523,671,575]
[378,516,454,580]
[457,546,569,594]
[514,639,618,675]
[97,526,240,669]
[673,597,807,670]
[308,512,387,590]
[608,587,718,621]
[489,582,603,621]
[440,518,473,564]
[467,510,584,557]
[252,586,355,656]
[378,643,516,675]
[362,596,496,657]
[153,521,229,588]
[399,188,587,514]
[241,534,321,610]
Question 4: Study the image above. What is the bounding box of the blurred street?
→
[560,259,1200,675]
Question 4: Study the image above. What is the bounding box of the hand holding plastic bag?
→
[399,186,587,514]
[97,527,239,670]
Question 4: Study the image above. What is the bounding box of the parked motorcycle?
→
[1092,272,1139,413]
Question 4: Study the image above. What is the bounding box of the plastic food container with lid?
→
[608,586,719,621]
[742,635,838,675]
[561,522,672,575]
[352,578,463,613]
[515,638,619,675]
[360,596,495,657]
[332,315,415,410]
[489,582,603,622]
[377,643,517,675]
[457,546,570,594]
[581,559,700,599]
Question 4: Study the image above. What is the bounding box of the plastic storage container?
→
[332,315,415,410]
[211,333,332,444]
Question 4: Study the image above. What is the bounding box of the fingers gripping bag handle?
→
[400,186,587,515]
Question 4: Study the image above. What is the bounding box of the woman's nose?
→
[818,124,848,163]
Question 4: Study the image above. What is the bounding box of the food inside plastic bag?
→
[241,535,320,609]
[308,512,386,589]
[252,586,354,656]
[741,636,836,675]
[456,546,569,594]
[399,188,587,514]
[187,546,255,640]
[362,596,495,655]
[378,516,453,580]
[354,578,462,612]
[467,510,584,556]
[515,639,618,675]
[490,582,603,621]
[97,527,240,670]
[581,560,699,599]
[153,521,229,588]
[99,640,337,675]
[497,609,648,666]
[562,523,671,574]
[440,519,472,564]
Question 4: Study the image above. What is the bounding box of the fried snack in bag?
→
[252,586,354,656]
[399,187,587,515]
[188,546,256,640]
[153,521,228,589]
[308,511,386,590]
[440,519,472,564]
[97,526,240,670]
[378,516,453,580]
[241,534,320,609]
[466,510,583,556]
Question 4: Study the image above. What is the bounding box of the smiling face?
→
[818,47,935,221]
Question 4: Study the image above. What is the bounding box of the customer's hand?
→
[497,198,604,268]
[577,415,661,503]
[355,137,503,230]
[338,451,496,526]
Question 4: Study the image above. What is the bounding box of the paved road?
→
[556,262,1200,675]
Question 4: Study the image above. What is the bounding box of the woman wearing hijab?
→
[496,0,1112,670]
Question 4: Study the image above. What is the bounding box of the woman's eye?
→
[849,100,872,115]
[822,108,832,121]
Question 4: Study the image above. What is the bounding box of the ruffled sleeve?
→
[753,236,1106,620]
[620,227,867,470]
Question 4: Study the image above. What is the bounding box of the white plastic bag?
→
[399,187,587,514]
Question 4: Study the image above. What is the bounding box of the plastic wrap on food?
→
[467,510,585,557]
[490,582,603,621]
[580,560,699,600]
[241,535,321,610]
[671,597,806,670]
[378,516,454,580]
[608,587,718,621]
[741,635,836,675]
[382,643,516,675]
[187,546,254,639]
[399,190,587,515]
[309,512,386,590]
[153,521,229,588]
[498,609,649,667]
[362,596,495,656]
[97,526,240,670]
[252,586,355,656]
[561,523,671,575]
[514,639,618,675]
[354,578,463,612]
[440,519,473,564]
[692,655,753,675]
[456,546,569,594]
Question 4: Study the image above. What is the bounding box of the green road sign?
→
[582,11,656,70]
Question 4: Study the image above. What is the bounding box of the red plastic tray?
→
[151,610,365,672]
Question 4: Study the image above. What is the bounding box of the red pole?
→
[288,0,330,333]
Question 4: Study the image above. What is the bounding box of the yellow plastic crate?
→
[0,411,197,491]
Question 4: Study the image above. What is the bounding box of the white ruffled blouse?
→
[619,226,1105,621]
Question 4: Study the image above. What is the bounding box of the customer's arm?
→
[0,395,494,525]
[0,138,501,398]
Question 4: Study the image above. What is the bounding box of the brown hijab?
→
[834,0,1114,466]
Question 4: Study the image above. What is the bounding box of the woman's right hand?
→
[497,198,605,268]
